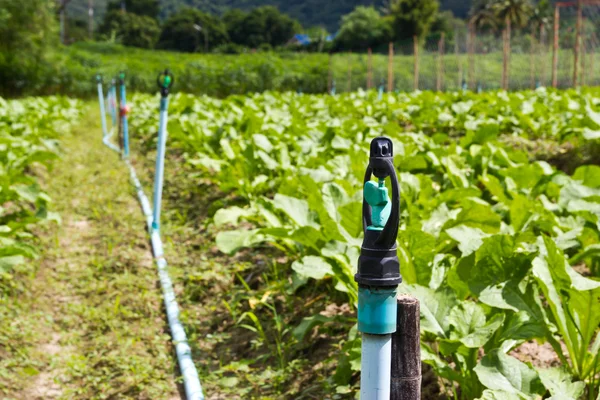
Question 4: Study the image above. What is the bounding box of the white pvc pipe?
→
[97,82,108,139]
[152,99,169,232]
[360,333,392,400]
[103,128,205,400]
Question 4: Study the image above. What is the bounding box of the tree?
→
[100,10,160,48]
[233,6,302,48]
[493,0,533,30]
[106,0,160,19]
[222,9,248,46]
[334,6,391,51]
[469,0,499,32]
[0,0,57,95]
[387,0,439,41]
[157,8,229,52]
[430,10,464,41]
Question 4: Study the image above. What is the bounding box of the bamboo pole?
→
[468,21,475,90]
[552,4,559,88]
[530,34,536,89]
[413,36,419,91]
[367,48,373,90]
[574,0,582,87]
[390,295,421,400]
[388,42,394,92]
[437,32,445,91]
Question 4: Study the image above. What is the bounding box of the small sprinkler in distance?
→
[157,69,174,98]
[355,136,401,399]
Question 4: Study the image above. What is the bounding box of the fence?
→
[327,4,600,94]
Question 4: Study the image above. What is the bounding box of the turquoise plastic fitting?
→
[364,179,391,231]
[357,286,398,334]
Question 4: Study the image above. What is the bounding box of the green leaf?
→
[447,302,505,348]
[215,229,263,254]
[293,314,332,341]
[291,255,334,280]
[573,165,600,188]
[474,349,543,397]
[537,367,585,400]
[273,194,317,228]
[213,206,253,227]
[445,225,490,257]
[476,389,521,400]
[403,284,457,337]
[0,255,25,272]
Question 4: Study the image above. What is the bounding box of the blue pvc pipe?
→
[97,82,108,139]
[110,85,117,128]
[120,82,130,158]
[152,97,169,232]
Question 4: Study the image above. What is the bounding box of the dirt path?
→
[6,105,181,399]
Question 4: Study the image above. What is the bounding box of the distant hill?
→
[67,0,472,33]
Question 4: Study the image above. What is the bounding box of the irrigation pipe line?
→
[97,73,205,400]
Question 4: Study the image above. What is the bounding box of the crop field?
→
[26,42,596,98]
[4,87,600,399]
[121,87,600,398]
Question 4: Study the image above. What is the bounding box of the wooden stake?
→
[88,0,94,39]
[582,20,586,86]
[388,42,394,92]
[391,295,421,400]
[367,48,373,90]
[574,0,582,87]
[540,23,546,86]
[413,36,419,91]
[347,51,352,92]
[506,16,511,90]
[327,53,333,93]
[456,28,462,89]
[552,4,560,88]
[468,21,475,90]
[530,34,536,89]
[437,32,445,91]
[591,35,596,86]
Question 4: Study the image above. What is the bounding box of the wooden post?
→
[327,53,333,93]
[591,34,596,86]
[540,23,546,86]
[582,19,586,86]
[552,4,560,88]
[506,16,511,90]
[88,0,94,39]
[502,15,511,90]
[456,28,462,89]
[367,48,373,90]
[530,34,536,89]
[574,0,582,87]
[502,28,507,90]
[388,42,394,92]
[391,295,421,400]
[437,32,445,91]
[347,52,352,92]
[413,36,419,91]
[468,21,475,90]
